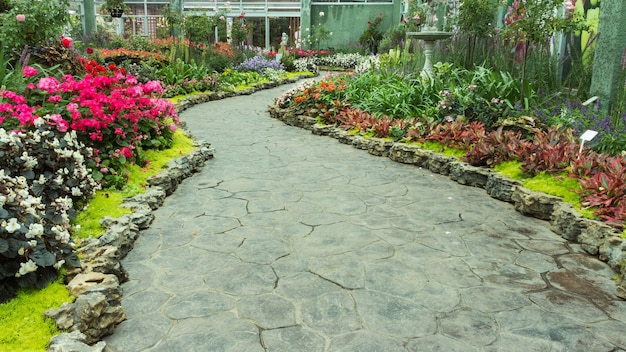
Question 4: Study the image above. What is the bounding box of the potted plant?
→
[100,0,130,18]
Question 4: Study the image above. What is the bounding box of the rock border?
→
[267,105,626,299]
[45,75,314,352]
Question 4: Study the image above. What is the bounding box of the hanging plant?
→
[99,0,130,18]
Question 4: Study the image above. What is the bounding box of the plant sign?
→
[579,129,598,156]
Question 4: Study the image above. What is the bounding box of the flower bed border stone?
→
[267,105,626,300]
[44,75,313,352]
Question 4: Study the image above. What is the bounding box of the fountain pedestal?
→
[406,31,453,77]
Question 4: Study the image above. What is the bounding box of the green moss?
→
[287,72,314,78]
[0,274,73,352]
[168,91,202,104]
[493,160,525,180]
[420,141,465,158]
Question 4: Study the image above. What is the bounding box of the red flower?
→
[61,37,72,49]
[86,47,94,54]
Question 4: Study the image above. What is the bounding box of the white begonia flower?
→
[29,240,37,247]
[37,174,47,184]
[18,247,25,256]
[71,187,83,196]
[5,218,21,233]
[26,223,44,238]
[52,226,70,243]
[319,11,324,16]
[54,260,65,270]
[54,175,63,185]
[21,152,38,169]
[16,260,37,277]
[0,195,6,207]
[33,117,45,127]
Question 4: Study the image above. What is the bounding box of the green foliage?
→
[183,15,214,44]
[456,0,498,68]
[0,0,70,61]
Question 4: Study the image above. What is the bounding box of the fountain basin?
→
[406,31,453,41]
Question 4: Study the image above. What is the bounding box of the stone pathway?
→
[104,81,626,351]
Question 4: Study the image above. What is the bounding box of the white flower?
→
[18,247,25,256]
[16,260,37,277]
[54,260,65,270]
[33,117,45,127]
[71,187,83,196]
[26,223,44,238]
[319,11,324,17]
[4,218,21,233]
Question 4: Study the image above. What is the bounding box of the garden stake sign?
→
[578,129,598,158]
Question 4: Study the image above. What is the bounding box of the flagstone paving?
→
[104,80,626,351]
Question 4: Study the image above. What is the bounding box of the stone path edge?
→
[267,104,626,299]
[44,74,316,352]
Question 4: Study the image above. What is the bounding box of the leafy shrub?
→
[0,116,99,303]
[220,68,261,89]
[0,0,70,60]
[519,127,579,175]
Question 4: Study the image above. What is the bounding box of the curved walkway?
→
[104,81,626,351]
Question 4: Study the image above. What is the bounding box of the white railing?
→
[183,0,301,16]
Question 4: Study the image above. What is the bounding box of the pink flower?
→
[23,66,38,78]
[169,123,177,132]
[119,147,132,158]
[47,95,62,103]
[15,14,25,22]
[37,76,60,92]
[48,114,69,132]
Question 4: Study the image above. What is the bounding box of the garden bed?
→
[267,104,626,299]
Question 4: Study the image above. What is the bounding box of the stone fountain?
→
[406,0,453,76]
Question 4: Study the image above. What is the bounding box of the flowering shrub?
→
[0,116,99,303]
[262,68,287,82]
[288,48,330,58]
[314,53,368,70]
[235,54,284,73]
[293,57,318,73]
[275,79,315,108]
[359,13,384,54]
[0,62,180,188]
